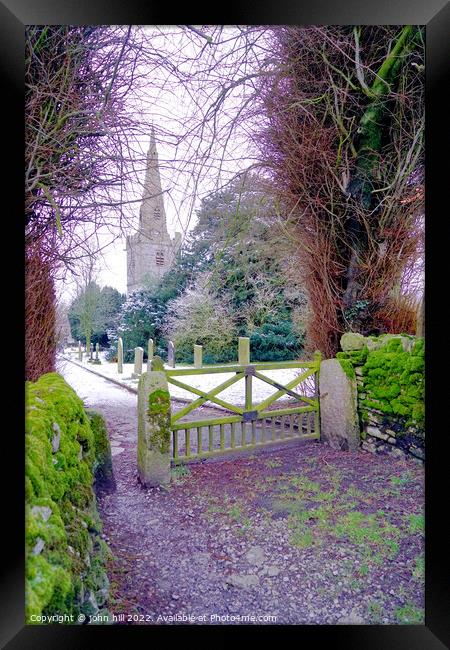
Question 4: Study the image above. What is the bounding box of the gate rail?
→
[164,352,321,463]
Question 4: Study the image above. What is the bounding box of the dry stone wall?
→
[336,334,425,463]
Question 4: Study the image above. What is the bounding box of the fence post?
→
[147,338,154,371]
[137,356,171,487]
[194,344,203,368]
[117,337,123,374]
[78,340,82,362]
[238,337,250,365]
[168,340,175,368]
[132,346,144,378]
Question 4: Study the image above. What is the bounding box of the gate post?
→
[137,356,171,487]
[318,358,360,451]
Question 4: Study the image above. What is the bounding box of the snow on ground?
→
[60,348,316,406]
[56,355,137,408]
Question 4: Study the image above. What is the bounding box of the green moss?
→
[25,372,109,623]
[86,410,114,484]
[340,336,425,428]
[337,358,356,380]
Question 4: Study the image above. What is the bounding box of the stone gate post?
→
[137,356,171,487]
[318,359,360,451]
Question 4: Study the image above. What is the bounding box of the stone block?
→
[366,426,389,441]
[340,332,366,351]
[319,359,360,451]
[137,370,171,487]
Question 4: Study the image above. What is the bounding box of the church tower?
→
[126,128,181,294]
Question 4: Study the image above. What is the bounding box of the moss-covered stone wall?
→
[336,334,425,462]
[25,372,112,624]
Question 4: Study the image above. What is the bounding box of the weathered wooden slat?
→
[185,428,191,458]
[307,411,312,436]
[231,422,236,448]
[251,420,256,445]
[170,432,321,464]
[220,423,225,450]
[209,425,213,452]
[172,414,242,431]
[164,360,318,377]
[197,427,202,456]
[261,417,266,442]
[173,430,178,460]
[241,422,246,447]
[271,416,276,441]
[258,404,317,418]
[290,414,294,436]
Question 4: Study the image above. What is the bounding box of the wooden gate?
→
[164,352,321,464]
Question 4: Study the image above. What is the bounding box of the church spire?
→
[139,127,167,235]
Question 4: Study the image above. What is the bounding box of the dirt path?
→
[60,361,425,625]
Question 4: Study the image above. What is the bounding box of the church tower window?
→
[156,251,164,266]
[154,207,161,219]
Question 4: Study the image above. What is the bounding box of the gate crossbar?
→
[254,366,317,412]
[169,371,245,422]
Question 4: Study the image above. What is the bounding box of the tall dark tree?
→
[258,26,424,356]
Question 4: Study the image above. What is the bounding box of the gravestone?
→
[168,341,175,368]
[132,347,144,378]
[92,342,101,364]
[319,359,360,451]
[117,337,123,374]
[137,356,171,487]
[147,338,154,372]
[194,344,203,368]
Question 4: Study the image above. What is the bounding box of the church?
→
[126,128,181,295]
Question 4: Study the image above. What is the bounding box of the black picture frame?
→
[3,1,449,648]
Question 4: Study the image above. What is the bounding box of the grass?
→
[366,599,385,623]
[170,464,191,485]
[407,513,424,534]
[395,603,424,624]
[412,554,424,580]
[264,458,283,469]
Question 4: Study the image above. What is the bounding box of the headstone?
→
[117,337,123,374]
[146,338,154,371]
[132,347,144,378]
[238,337,250,365]
[168,340,175,368]
[194,344,203,368]
[319,359,360,451]
[89,343,94,360]
[92,342,101,364]
[78,341,82,362]
[137,367,171,487]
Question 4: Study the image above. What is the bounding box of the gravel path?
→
[60,361,425,626]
